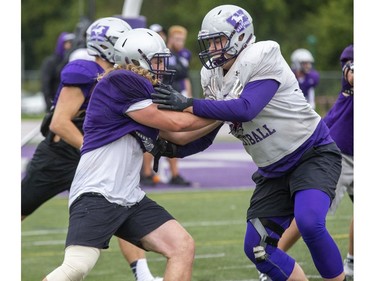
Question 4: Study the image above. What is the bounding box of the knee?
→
[45,246,100,281]
[243,222,295,279]
[296,214,326,241]
[243,222,260,263]
[171,232,195,263]
[179,232,195,259]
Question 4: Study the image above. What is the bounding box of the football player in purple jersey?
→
[22,17,162,281]
[290,48,320,109]
[152,4,347,281]
[43,28,221,281]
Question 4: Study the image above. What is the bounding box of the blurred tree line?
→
[22,0,353,72]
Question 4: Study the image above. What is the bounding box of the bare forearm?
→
[160,121,222,145]
[50,122,83,149]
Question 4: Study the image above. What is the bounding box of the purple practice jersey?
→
[81,69,159,155]
[324,44,353,156]
[178,48,192,63]
[323,93,353,156]
[53,59,104,110]
[296,69,320,104]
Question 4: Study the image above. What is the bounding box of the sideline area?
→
[21,119,257,190]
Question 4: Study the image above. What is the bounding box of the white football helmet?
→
[86,17,132,63]
[114,28,176,82]
[290,48,314,72]
[198,5,256,69]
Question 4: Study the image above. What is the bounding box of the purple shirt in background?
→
[178,48,192,62]
[296,69,320,100]
[81,70,158,155]
[323,93,353,156]
[52,59,103,110]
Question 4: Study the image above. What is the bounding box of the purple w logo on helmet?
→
[226,9,251,33]
[90,24,109,41]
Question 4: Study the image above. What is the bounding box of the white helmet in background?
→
[198,4,256,69]
[114,28,176,81]
[291,48,314,72]
[86,17,132,63]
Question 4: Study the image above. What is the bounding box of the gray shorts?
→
[247,143,342,220]
[66,193,174,250]
[328,153,353,214]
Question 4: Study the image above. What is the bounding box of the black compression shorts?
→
[247,142,342,220]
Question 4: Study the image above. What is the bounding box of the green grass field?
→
[21,188,353,281]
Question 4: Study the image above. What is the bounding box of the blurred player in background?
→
[290,48,320,109]
[149,23,167,42]
[40,31,75,111]
[325,43,354,279]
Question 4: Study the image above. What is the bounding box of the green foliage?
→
[22,0,353,71]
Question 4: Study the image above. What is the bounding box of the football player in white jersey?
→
[152,4,346,281]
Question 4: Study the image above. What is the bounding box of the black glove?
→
[150,138,178,173]
[152,83,193,111]
[133,130,178,172]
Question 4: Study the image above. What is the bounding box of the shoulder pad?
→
[61,60,103,85]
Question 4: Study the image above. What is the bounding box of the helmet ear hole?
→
[131,59,140,66]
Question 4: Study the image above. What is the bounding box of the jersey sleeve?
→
[107,70,155,112]
[60,60,101,85]
[239,41,285,84]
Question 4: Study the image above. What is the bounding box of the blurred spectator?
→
[167,25,192,98]
[149,23,167,42]
[40,32,75,111]
[141,24,192,187]
[290,48,320,109]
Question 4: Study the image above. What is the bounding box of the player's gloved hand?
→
[342,61,354,87]
[152,83,193,111]
[341,61,354,95]
[150,138,178,172]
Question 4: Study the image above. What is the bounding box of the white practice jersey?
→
[69,134,146,207]
[201,41,321,167]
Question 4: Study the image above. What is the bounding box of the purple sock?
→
[294,189,344,278]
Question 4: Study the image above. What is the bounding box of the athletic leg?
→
[141,220,194,281]
[244,217,308,281]
[294,189,345,281]
[343,218,354,278]
[22,140,79,220]
[118,238,159,281]
[43,245,100,281]
[278,218,301,252]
